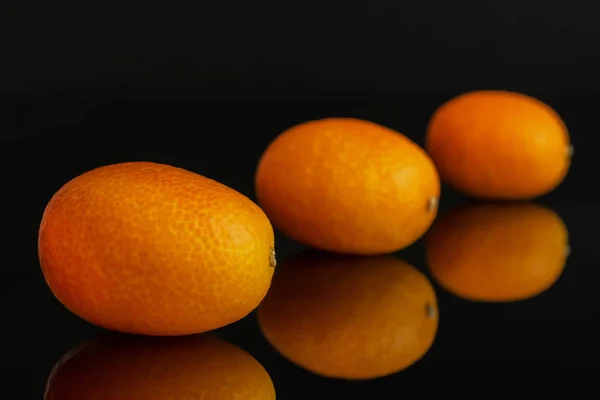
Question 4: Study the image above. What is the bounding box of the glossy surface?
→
[45,333,275,399]
[2,96,597,397]
[426,202,569,302]
[258,251,438,380]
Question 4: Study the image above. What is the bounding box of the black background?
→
[1,0,600,95]
[2,0,599,397]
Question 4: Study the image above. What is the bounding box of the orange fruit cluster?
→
[256,91,571,254]
[38,89,572,387]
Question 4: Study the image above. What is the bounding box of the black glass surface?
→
[2,94,597,397]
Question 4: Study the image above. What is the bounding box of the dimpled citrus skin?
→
[255,118,440,255]
[257,251,438,380]
[425,202,569,302]
[38,161,276,336]
[425,90,572,199]
[44,333,275,400]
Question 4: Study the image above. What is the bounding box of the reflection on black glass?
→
[44,332,275,399]
[257,250,438,380]
[425,202,569,303]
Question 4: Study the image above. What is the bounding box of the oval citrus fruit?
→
[255,118,440,255]
[257,250,438,380]
[425,90,572,199]
[425,202,569,302]
[38,161,276,336]
[44,332,275,400]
